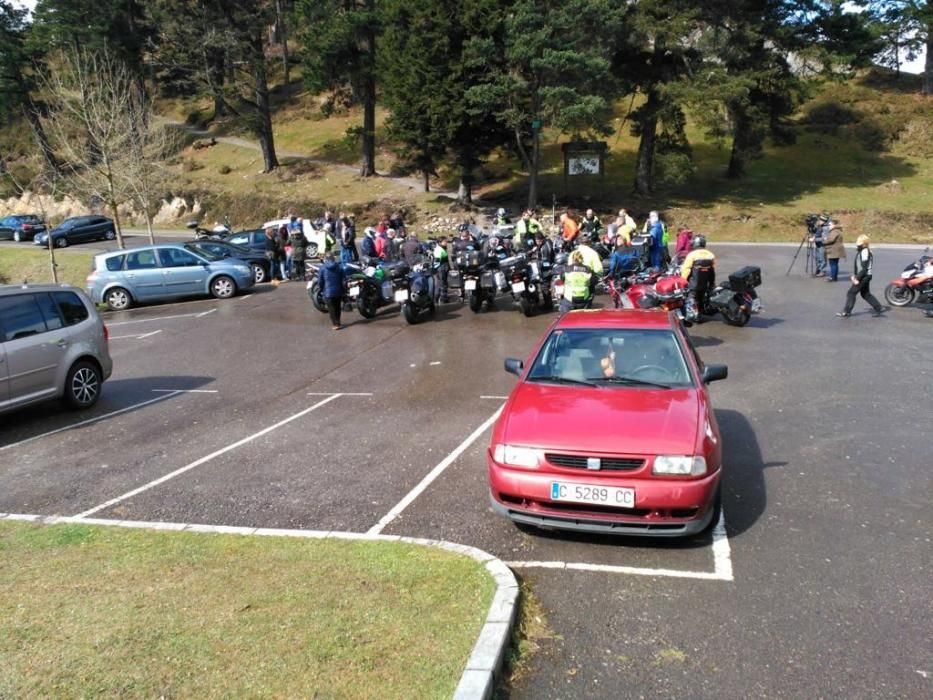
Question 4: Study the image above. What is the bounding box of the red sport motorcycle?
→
[884,248,933,308]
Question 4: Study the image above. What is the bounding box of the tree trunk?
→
[633,90,660,196]
[47,232,58,284]
[457,154,473,204]
[923,28,932,97]
[527,126,540,211]
[23,103,61,175]
[275,0,290,101]
[727,105,750,179]
[145,210,155,245]
[360,2,377,177]
[424,171,430,192]
[251,33,279,172]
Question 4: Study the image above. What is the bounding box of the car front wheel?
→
[251,263,267,284]
[55,236,68,248]
[64,360,102,409]
[210,275,236,299]
[105,287,132,311]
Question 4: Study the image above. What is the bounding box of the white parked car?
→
[262,218,332,259]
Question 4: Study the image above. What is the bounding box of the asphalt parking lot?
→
[1,244,930,698]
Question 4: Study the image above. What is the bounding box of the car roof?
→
[0,283,87,297]
[93,243,192,259]
[553,309,677,330]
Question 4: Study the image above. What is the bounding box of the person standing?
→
[264,227,282,286]
[822,221,846,282]
[360,227,378,260]
[645,211,665,268]
[289,225,306,281]
[812,214,830,277]
[321,251,346,330]
[559,250,594,315]
[837,235,885,317]
[513,209,541,249]
[560,208,581,250]
[580,209,602,240]
[433,235,450,302]
[338,212,358,263]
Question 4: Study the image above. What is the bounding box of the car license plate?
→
[394,289,409,302]
[349,285,361,297]
[511,281,526,293]
[550,482,635,508]
[464,279,477,291]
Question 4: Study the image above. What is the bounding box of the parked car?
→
[488,309,728,538]
[0,284,113,415]
[221,229,268,255]
[0,214,47,242]
[184,239,271,284]
[86,244,255,311]
[33,215,116,248]
[261,218,331,259]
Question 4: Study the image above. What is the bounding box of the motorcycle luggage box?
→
[382,261,411,279]
[448,269,462,287]
[455,250,484,269]
[710,287,734,306]
[480,270,497,289]
[630,235,651,258]
[498,254,527,277]
[729,266,762,291]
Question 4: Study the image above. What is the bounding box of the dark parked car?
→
[0,214,47,242]
[33,216,116,248]
[184,239,271,284]
[223,229,268,255]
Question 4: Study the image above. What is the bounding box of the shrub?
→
[182,160,203,173]
[0,270,8,284]
[218,164,232,175]
[803,100,861,135]
[850,119,889,152]
[897,119,933,158]
[654,151,694,187]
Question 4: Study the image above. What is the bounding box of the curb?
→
[0,513,517,700]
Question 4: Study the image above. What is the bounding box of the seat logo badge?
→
[587,457,601,471]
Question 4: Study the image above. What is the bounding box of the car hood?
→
[500,382,701,456]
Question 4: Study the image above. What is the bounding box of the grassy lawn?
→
[0,520,495,699]
[0,248,93,288]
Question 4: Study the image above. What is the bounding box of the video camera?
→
[805,214,819,236]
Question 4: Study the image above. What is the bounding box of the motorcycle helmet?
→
[554,252,569,266]
[497,208,506,217]
[691,234,707,249]
[373,267,385,282]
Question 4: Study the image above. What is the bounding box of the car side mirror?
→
[701,364,728,383]
[504,358,524,376]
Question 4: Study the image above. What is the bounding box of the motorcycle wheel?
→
[357,288,378,318]
[402,302,420,325]
[469,290,482,313]
[540,292,553,310]
[883,283,915,307]
[724,303,751,327]
[308,280,327,313]
[519,295,535,317]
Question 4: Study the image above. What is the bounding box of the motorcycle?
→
[185,219,231,240]
[625,272,691,322]
[399,255,437,324]
[456,248,500,313]
[687,265,763,327]
[350,260,410,318]
[497,252,543,317]
[305,260,360,313]
[884,248,933,307]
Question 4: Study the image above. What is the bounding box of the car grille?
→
[545,453,645,471]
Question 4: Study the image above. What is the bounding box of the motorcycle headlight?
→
[652,455,707,476]
[492,444,539,468]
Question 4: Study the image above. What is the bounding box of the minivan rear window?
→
[105,255,125,272]
[0,295,48,341]
[53,291,90,326]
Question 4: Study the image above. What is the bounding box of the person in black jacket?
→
[320,252,346,329]
[264,227,282,285]
[837,234,885,317]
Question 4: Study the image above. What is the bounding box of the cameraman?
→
[810,214,830,277]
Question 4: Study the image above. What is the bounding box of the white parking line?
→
[0,391,184,452]
[151,389,219,394]
[106,312,210,326]
[307,392,373,396]
[480,395,509,400]
[75,393,344,518]
[196,309,216,318]
[109,329,162,340]
[368,406,504,535]
[506,514,735,582]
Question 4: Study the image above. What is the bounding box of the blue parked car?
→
[85,243,255,311]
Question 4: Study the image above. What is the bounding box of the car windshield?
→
[183,243,224,261]
[526,327,693,389]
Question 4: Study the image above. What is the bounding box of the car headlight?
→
[652,455,707,476]
[492,444,539,468]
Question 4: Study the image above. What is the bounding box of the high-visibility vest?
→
[433,245,448,262]
[563,266,592,301]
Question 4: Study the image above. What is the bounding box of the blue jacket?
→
[320,260,345,299]
[648,221,664,249]
[360,235,377,258]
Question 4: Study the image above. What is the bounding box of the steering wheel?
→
[629,364,676,381]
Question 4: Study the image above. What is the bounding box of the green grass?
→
[0,520,495,699]
[0,248,93,288]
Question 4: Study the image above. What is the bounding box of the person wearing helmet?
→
[494,208,511,226]
[360,226,378,261]
[681,235,715,280]
[580,209,602,241]
[434,235,451,302]
[558,250,594,315]
[483,235,507,261]
[681,235,716,313]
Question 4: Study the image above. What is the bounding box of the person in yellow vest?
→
[615,209,637,245]
[559,250,594,315]
[575,233,604,275]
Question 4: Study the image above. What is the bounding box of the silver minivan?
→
[0,285,113,415]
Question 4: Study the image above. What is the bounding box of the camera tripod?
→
[786,234,816,276]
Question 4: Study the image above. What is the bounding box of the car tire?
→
[251,263,267,284]
[307,243,319,258]
[55,236,68,248]
[210,275,237,299]
[63,360,102,410]
[104,229,115,241]
[105,287,132,311]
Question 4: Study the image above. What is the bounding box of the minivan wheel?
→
[64,361,102,409]
[55,236,68,248]
[211,275,236,299]
[105,287,132,311]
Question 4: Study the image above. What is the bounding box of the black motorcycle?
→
[456,249,500,313]
[398,255,437,324]
[305,261,360,313]
[687,265,763,327]
[350,260,410,318]
[497,252,546,317]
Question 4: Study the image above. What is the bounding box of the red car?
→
[488,309,727,537]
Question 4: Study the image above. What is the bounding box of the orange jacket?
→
[561,215,580,242]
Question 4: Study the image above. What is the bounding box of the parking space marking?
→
[151,389,219,394]
[307,392,374,396]
[480,395,509,400]
[0,391,184,452]
[368,405,504,535]
[109,329,162,340]
[195,309,216,318]
[75,393,344,518]
[106,311,212,326]
[505,515,735,582]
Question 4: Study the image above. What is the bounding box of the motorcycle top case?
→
[729,266,762,291]
[498,254,527,277]
[630,235,651,257]
[455,250,485,269]
[382,261,411,279]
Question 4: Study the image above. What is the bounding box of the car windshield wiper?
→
[530,375,599,388]
[586,376,673,389]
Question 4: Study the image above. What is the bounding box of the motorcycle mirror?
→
[185,221,199,230]
[504,358,524,376]
[701,364,728,383]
